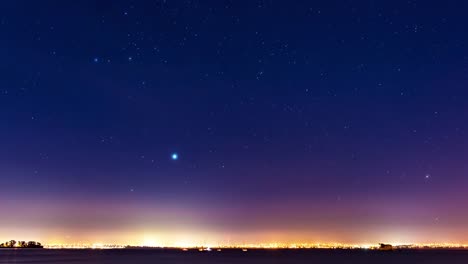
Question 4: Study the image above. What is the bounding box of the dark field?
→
[1,249,468,264]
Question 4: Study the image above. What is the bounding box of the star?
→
[171,153,179,160]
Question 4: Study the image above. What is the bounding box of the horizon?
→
[4,238,468,249]
[2,0,468,249]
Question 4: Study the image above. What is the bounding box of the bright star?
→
[171,153,179,160]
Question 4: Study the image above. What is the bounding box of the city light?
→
[42,242,468,250]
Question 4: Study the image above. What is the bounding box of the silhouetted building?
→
[379,243,393,251]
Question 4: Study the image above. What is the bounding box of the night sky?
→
[2,1,468,246]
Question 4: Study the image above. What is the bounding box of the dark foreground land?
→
[1,249,468,264]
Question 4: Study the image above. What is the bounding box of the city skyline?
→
[2,1,468,246]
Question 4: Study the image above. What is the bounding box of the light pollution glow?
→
[2,196,468,247]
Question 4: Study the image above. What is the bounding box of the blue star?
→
[171,153,179,160]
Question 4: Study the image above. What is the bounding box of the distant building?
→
[27,241,42,248]
[379,243,393,251]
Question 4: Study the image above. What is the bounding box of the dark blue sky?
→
[1,1,468,244]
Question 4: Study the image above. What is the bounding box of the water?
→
[1,249,468,264]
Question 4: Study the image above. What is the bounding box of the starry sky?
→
[1,0,468,246]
